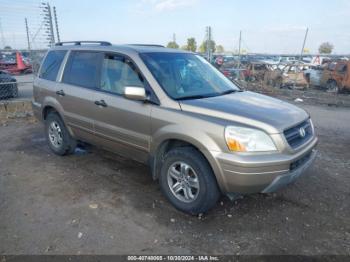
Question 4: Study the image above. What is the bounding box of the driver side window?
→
[100,54,144,95]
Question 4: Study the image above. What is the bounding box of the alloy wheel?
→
[167,161,200,203]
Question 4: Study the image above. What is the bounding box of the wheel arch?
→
[41,98,75,137]
[150,132,225,192]
[41,97,65,121]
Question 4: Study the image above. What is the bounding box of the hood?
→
[179,91,309,134]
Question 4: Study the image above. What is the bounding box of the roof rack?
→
[128,44,165,48]
[55,41,112,46]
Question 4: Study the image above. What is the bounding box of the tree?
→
[166,41,179,49]
[216,45,224,53]
[199,40,216,53]
[319,42,334,54]
[186,37,197,52]
[4,46,12,50]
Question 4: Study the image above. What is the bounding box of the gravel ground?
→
[0,102,349,255]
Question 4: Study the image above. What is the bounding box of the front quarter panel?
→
[150,106,231,191]
[150,106,227,154]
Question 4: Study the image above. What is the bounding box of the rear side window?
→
[39,50,67,81]
[63,51,102,89]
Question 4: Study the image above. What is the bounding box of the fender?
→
[41,97,75,137]
[42,96,65,120]
[150,124,227,192]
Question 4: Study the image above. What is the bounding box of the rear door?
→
[57,50,103,141]
[91,53,153,163]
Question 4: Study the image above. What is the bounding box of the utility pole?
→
[47,3,55,45]
[293,27,309,88]
[25,18,31,51]
[41,2,55,47]
[172,33,176,43]
[299,27,309,64]
[238,30,242,68]
[53,6,60,42]
[206,26,212,62]
[0,18,6,49]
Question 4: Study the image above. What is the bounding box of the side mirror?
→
[124,86,147,101]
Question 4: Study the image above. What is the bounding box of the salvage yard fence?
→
[0,49,46,101]
[0,0,52,101]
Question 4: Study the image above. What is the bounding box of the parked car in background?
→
[245,62,272,81]
[0,52,32,75]
[264,64,309,89]
[304,66,324,87]
[220,67,247,81]
[319,61,350,92]
[0,70,18,99]
[279,56,299,64]
[33,41,317,214]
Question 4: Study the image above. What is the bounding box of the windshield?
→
[140,52,240,100]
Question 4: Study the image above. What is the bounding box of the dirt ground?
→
[0,100,349,255]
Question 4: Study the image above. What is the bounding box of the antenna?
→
[25,18,31,50]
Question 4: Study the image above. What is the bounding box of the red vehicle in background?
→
[0,52,32,75]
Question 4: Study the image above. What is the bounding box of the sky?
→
[1,0,350,54]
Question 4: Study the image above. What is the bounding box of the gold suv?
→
[32,41,318,214]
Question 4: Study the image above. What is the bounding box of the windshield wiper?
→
[219,89,243,96]
[175,94,209,100]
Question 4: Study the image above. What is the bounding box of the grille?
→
[284,119,313,149]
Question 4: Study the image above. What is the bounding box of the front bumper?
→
[261,149,316,193]
[210,137,318,194]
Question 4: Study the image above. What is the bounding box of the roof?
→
[51,41,191,55]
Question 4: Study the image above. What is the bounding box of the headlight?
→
[225,126,277,152]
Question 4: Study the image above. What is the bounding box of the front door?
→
[91,53,153,164]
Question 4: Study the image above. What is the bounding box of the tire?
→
[274,77,283,89]
[159,147,220,215]
[45,112,76,156]
[326,80,339,93]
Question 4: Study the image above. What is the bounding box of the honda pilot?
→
[32,41,318,214]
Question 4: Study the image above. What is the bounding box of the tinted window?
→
[39,50,67,81]
[63,51,102,89]
[100,54,144,95]
[337,64,347,73]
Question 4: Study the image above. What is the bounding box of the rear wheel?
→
[45,112,76,155]
[274,77,283,88]
[326,80,339,93]
[159,147,220,215]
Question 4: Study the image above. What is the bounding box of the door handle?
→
[56,90,65,96]
[94,99,108,107]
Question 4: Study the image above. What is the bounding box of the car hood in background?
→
[179,91,309,134]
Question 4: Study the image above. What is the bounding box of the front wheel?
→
[159,147,220,215]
